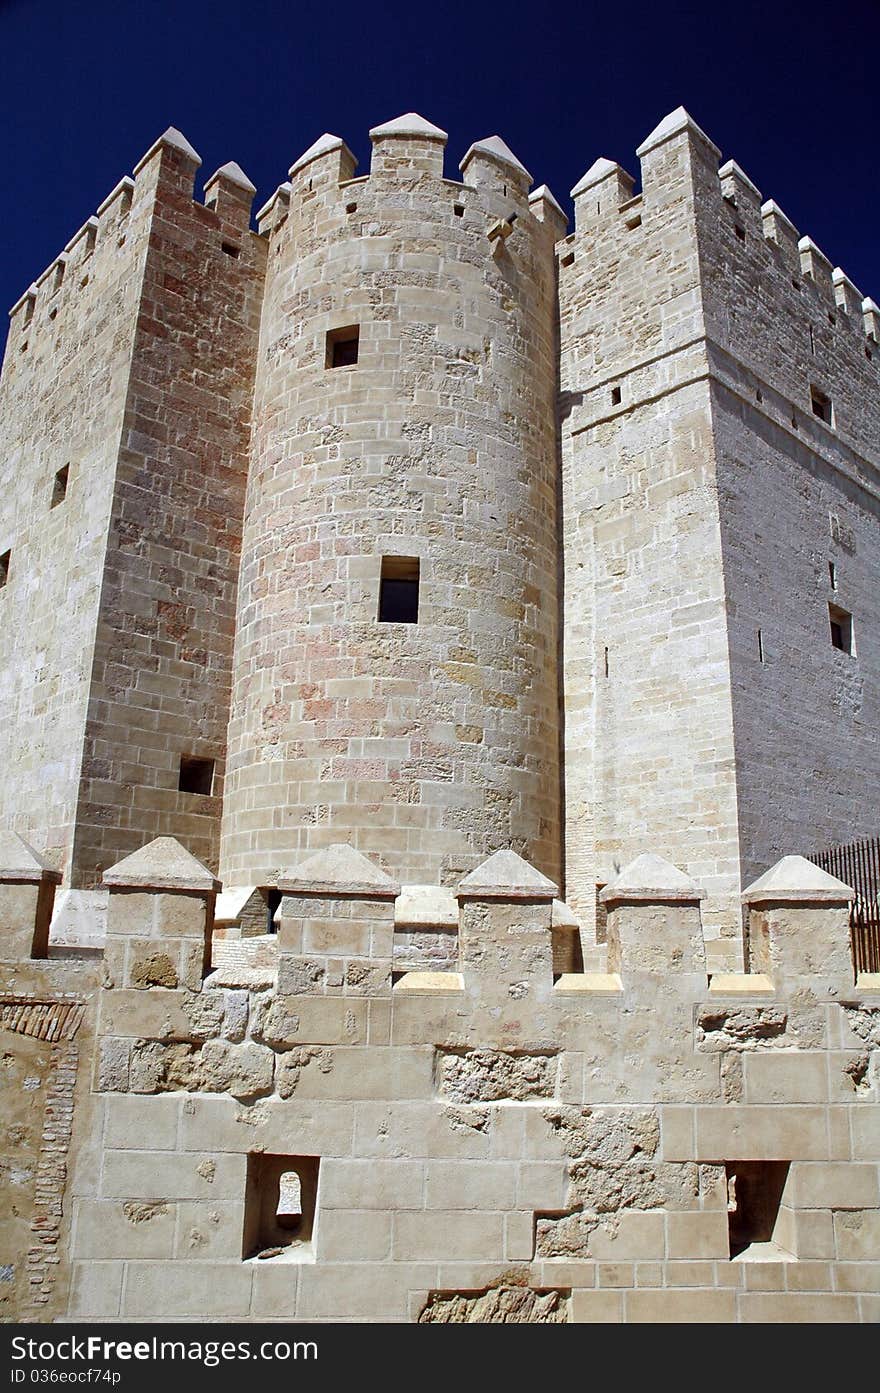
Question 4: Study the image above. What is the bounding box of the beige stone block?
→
[665,1210,729,1259]
[250,1262,300,1318]
[785,1261,833,1291]
[297,1263,436,1320]
[833,1209,880,1260]
[741,1260,788,1291]
[851,1106,880,1160]
[505,1210,535,1260]
[73,1197,176,1260]
[261,996,368,1045]
[663,1260,717,1287]
[122,1262,253,1318]
[103,1094,181,1150]
[286,1045,433,1102]
[792,1208,836,1259]
[660,1106,695,1161]
[589,1212,666,1260]
[315,1209,392,1261]
[178,1094,355,1156]
[516,1162,568,1210]
[175,1201,246,1260]
[596,1262,634,1287]
[67,1262,124,1318]
[393,1210,505,1261]
[737,1292,859,1322]
[531,1261,595,1289]
[425,1161,517,1211]
[742,1051,828,1104]
[827,1105,852,1160]
[694,1106,829,1159]
[571,1290,623,1322]
[626,1289,735,1322]
[321,1159,425,1210]
[834,1262,880,1293]
[354,1102,492,1160]
[101,1149,246,1201]
[788,1161,879,1209]
[635,1262,664,1287]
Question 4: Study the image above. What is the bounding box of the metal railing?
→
[808,837,880,976]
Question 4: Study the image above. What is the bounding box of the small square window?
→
[51,464,69,509]
[810,386,833,425]
[0,551,9,589]
[325,325,359,369]
[453,203,465,217]
[378,556,420,624]
[829,603,854,655]
[243,1153,319,1260]
[221,241,240,258]
[610,385,622,406]
[178,755,215,795]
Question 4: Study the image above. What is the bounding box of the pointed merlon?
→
[370,113,448,142]
[459,135,532,182]
[0,832,61,885]
[134,127,202,175]
[103,836,220,893]
[456,849,558,900]
[279,842,400,897]
[761,200,798,238]
[742,855,854,904]
[636,106,720,159]
[8,284,38,318]
[551,898,579,928]
[289,133,356,179]
[205,161,256,194]
[570,158,621,198]
[718,159,761,200]
[529,184,566,218]
[600,852,704,904]
[256,182,292,224]
[96,177,135,217]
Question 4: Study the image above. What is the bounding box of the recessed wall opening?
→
[757,628,765,664]
[178,755,215,796]
[610,385,622,406]
[453,203,465,217]
[243,1153,319,1261]
[726,1161,790,1258]
[829,560,837,590]
[51,464,69,509]
[325,324,359,369]
[345,202,358,214]
[560,252,574,268]
[221,241,240,258]
[265,887,282,934]
[810,385,833,425]
[734,224,746,242]
[0,550,9,589]
[378,555,420,624]
[829,603,854,655]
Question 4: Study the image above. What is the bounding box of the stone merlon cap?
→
[204,161,256,195]
[0,832,61,885]
[459,136,532,182]
[369,113,448,143]
[636,106,720,159]
[103,837,220,893]
[570,158,628,198]
[529,184,566,217]
[600,853,704,905]
[718,159,761,200]
[456,849,558,900]
[289,134,355,179]
[133,127,202,176]
[8,284,38,318]
[761,200,798,236]
[279,843,400,897]
[742,855,854,905]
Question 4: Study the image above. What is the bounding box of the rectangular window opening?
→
[610,385,621,406]
[757,628,764,664]
[726,1161,791,1259]
[829,603,854,655]
[453,203,465,217]
[828,560,837,590]
[624,212,642,230]
[51,464,69,509]
[0,550,9,589]
[221,241,240,258]
[560,251,575,268]
[734,224,746,242]
[378,555,420,624]
[243,1153,320,1261]
[810,385,833,424]
[325,324,359,369]
[178,755,215,796]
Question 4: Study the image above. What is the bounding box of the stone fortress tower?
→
[0,108,877,971]
[0,108,879,1329]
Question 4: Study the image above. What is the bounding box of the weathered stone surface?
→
[198,1040,274,1101]
[419,1285,567,1323]
[696,1005,788,1050]
[437,1049,558,1102]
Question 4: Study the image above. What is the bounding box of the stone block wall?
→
[3,833,875,1323]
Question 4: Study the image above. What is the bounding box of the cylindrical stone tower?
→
[219,113,565,888]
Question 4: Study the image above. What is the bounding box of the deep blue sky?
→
[1,0,878,338]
